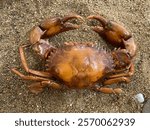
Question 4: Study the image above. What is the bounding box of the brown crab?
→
[11,14,136,94]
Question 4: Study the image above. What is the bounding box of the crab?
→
[11,14,136,94]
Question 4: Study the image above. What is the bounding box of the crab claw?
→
[29,14,83,45]
[39,14,83,38]
[87,15,132,47]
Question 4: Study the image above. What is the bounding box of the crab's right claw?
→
[29,14,83,45]
[87,15,132,47]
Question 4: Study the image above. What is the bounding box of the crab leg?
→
[12,67,62,94]
[16,45,51,77]
[11,68,49,81]
[103,77,130,85]
[28,82,47,94]
[95,87,123,94]
[94,76,130,94]
[28,80,62,94]
[108,63,134,78]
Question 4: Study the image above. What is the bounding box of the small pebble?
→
[134,93,145,103]
[142,99,150,113]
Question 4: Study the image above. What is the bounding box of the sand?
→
[0,0,150,112]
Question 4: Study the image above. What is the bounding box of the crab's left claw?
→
[29,14,83,45]
[40,14,83,38]
[87,15,132,47]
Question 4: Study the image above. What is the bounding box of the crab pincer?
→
[87,15,132,47]
[29,14,83,45]
[87,15,137,58]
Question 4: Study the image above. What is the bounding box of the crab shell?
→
[11,14,136,94]
[46,44,113,88]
